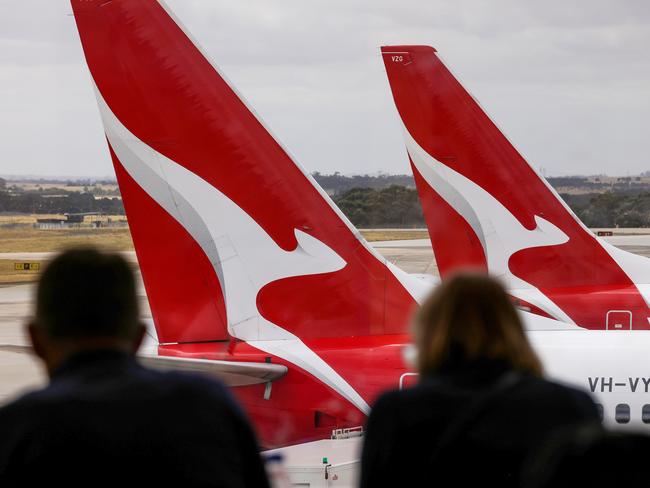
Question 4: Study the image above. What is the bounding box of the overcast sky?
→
[1,0,649,178]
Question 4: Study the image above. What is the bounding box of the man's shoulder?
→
[151,368,233,401]
[0,366,237,422]
[106,363,239,408]
[0,387,54,432]
[0,380,69,413]
[514,375,595,407]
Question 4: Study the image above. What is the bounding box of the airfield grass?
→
[0,227,134,284]
[0,260,44,284]
[0,227,424,254]
[0,227,424,283]
[360,229,429,241]
[0,214,66,225]
[0,227,134,253]
[0,214,127,226]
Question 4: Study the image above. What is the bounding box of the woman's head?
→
[414,272,543,377]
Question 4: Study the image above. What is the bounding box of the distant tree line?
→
[564,192,650,228]
[0,189,124,215]
[334,185,423,228]
[312,172,415,195]
[547,175,649,195]
[5,174,650,228]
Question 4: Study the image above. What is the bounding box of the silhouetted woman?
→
[360,273,599,488]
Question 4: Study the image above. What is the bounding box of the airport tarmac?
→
[0,283,44,404]
[2,234,650,406]
[0,279,151,405]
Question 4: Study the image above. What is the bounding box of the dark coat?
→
[360,359,600,488]
[0,350,269,488]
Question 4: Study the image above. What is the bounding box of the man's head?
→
[29,247,145,374]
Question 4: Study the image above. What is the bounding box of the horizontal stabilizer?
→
[139,355,287,386]
[0,344,287,387]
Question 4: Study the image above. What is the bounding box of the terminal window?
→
[642,405,650,424]
[615,404,630,424]
[595,403,604,421]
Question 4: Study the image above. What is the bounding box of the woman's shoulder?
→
[506,374,599,419]
[369,377,469,419]
[371,374,598,420]
[517,374,593,402]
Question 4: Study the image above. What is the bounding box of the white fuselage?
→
[530,330,650,428]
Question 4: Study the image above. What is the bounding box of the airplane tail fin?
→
[69,2,421,345]
[381,46,650,328]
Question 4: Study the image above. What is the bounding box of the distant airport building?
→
[34,213,127,230]
[35,217,68,230]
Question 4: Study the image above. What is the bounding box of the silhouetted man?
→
[0,247,269,487]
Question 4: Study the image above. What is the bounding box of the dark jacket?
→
[0,350,269,488]
[360,359,600,488]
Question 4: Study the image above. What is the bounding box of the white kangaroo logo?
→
[404,126,574,324]
[96,88,370,413]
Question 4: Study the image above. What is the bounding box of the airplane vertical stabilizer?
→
[69,2,424,346]
[381,45,650,328]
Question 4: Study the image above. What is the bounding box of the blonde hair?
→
[414,272,543,377]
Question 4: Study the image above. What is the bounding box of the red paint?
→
[159,335,411,449]
[510,296,554,320]
[72,0,417,342]
[111,149,228,343]
[382,45,650,329]
[606,310,632,330]
[411,159,487,275]
[70,0,420,448]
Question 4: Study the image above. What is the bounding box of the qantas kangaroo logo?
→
[96,88,371,414]
[382,46,650,329]
[404,127,574,323]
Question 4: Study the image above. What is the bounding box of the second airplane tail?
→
[381,45,650,328]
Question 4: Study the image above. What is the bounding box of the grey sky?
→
[1,0,649,178]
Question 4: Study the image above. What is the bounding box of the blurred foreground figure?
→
[0,247,269,487]
[360,273,599,488]
[524,425,650,488]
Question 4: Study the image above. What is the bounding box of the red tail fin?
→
[381,45,650,329]
[69,2,422,345]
